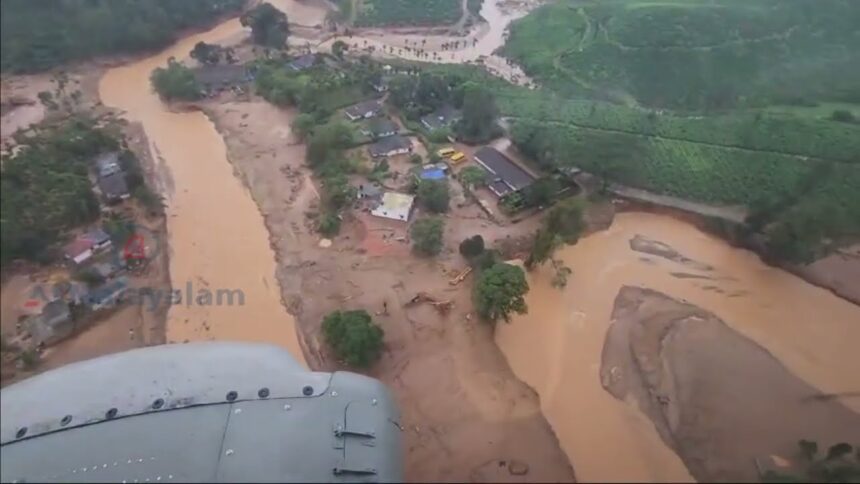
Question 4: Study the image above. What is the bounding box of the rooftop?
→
[345,99,383,119]
[368,135,412,157]
[420,105,461,131]
[474,147,536,195]
[365,118,398,136]
[64,237,94,259]
[192,64,250,87]
[371,192,415,222]
[95,152,121,178]
[287,54,316,71]
[99,171,129,200]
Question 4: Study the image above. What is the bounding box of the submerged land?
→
[2,0,859,482]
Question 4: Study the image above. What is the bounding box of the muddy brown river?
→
[496,212,860,481]
[98,1,859,481]
[99,19,307,366]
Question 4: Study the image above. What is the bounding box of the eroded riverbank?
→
[496,212,860,481]
[99,19,307,364]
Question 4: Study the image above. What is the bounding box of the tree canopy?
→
[150,59,202,101]
[526,198,586,269]
[1,0,245,73]
[416,179,450,213]
[456,82,501,143]
[410,217,445,256]
[473,263,529,323]
[240,2,290,48]
[190,42,224,65]
[322,310,384,368]
[459,235,486,259]
[1,118,118,265]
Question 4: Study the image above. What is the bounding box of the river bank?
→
[603,286,860,481]
[496,211,860,482]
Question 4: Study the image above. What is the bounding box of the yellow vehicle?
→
[449,151,466,163]
[436,147,455,157]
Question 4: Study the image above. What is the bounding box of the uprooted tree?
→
[322,309,384,368]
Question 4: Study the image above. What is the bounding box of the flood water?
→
[317,0,537,85]
[98,1,860,480]
[99,19,307,365]
[496,212,860,482]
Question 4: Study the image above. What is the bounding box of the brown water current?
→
[99,19,307,365]
[496,212,860,482]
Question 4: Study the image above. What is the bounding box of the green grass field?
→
[354,0,461,27]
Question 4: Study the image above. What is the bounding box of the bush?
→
[409,153,423,165]
[417,179,450,213]
[473,263,529,323]
[459,166,488,189]
[150,58,201,101]
[428,127,453,143]
[410,217,445,256]
[459,235,485,259]
[318,212,341,237]
[472,249,500,271]
[831,109,856,124]
[322,309,384,367]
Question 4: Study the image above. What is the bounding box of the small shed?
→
[371,192,415,222]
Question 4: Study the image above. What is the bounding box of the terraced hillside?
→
[354,0,462,27]
[503,0,860,111]
[466,0,860,262]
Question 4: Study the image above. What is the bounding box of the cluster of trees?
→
[240,3,290,48]
[150,58,201,102]
[525,198,586,270]
[457,234,530,323]
[1,118,118,265]
[190,42,235,65]
[456,82,502,143]
[322,309,384,367]
[416,180,450,214]
[305,121,358,236]
[410,217,445,256]
[255,57,382,117]
[389,73,501,142]
[1,0,245,73]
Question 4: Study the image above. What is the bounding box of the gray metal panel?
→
[1,405,231,483]
[0,343,403,483]
[1,342,330,444]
